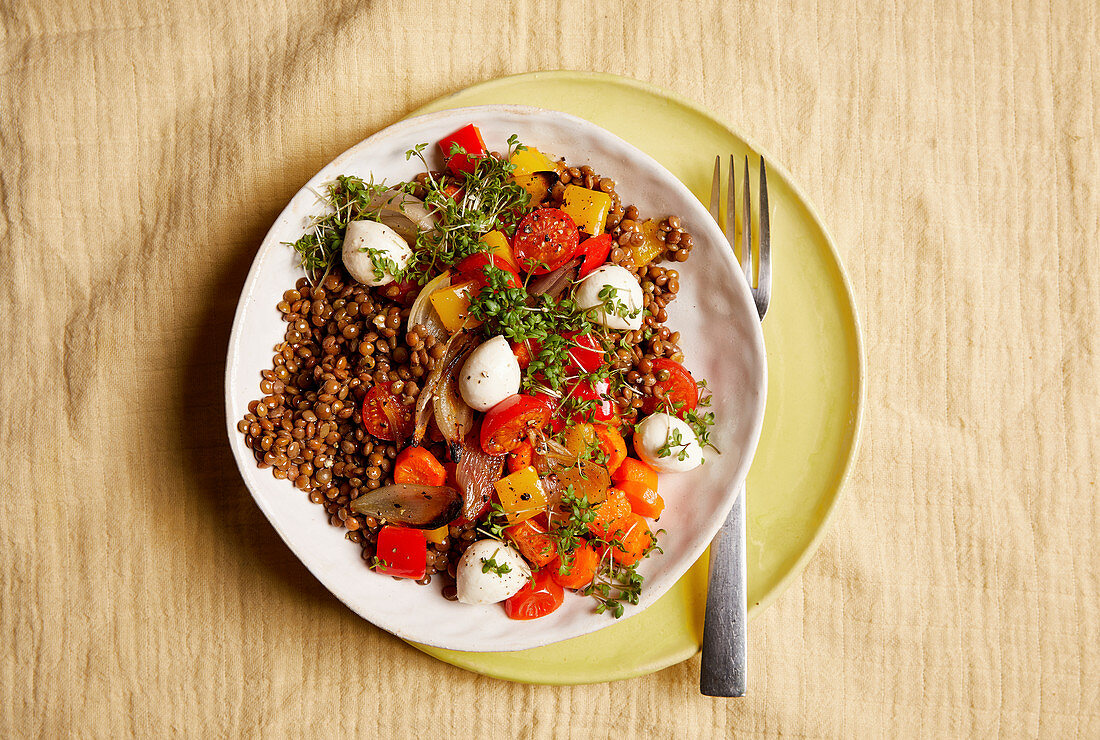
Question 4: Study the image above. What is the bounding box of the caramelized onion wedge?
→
[414,332,461,442]
[528,257,581,300]
[433,335,476,445]
[350,484,461,529]
[408,272,451,346]
[365,189,437,244]
[532,432,576,474]
[455,438,505,520]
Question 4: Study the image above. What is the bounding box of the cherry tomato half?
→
[639,358,699,418]
[480,394,554,455]
[504,568,565,620]
[511,208,580,274]
[577,233,614,278]
[453,252,522,291]
[361,385,413,441]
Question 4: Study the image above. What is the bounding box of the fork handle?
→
[699,483,747,697]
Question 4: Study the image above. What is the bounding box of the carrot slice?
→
[594,424,627,475]
[611,457,659,491]
[551,543,599,589]
[393,447,447,487]
[587,489,631,538]
[598,513,652,566]
[615,480,665,519]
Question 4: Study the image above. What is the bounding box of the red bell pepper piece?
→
[374,526,427,579]
[577,233,613,278]
[438,124,487,175]
[567,378,616,422]
[565,332,603,373]
[453,252,522,290]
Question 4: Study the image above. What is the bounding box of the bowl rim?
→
[223,103,768,651]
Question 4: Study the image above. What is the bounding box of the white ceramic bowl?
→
[224,106,767,652]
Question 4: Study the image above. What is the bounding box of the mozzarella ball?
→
[342,219,412,286]
[633,412,704,473]
[574,264,645,331]
[456,540,532,605]
[459,336,522,412]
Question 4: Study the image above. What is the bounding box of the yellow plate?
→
[406,71,864,684]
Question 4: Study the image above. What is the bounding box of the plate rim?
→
[404,70,866,682]
[223,102,770,653]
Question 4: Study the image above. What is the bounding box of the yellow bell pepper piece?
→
[561,184,612,235]
[429,281,482,332]
[493,466,548,524]
[629,219,665,268]
[509,147,555,177]
[514,173,551,206]
[478,230,521,272]
[425,525,449,544]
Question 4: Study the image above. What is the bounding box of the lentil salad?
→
[237,123,717,620]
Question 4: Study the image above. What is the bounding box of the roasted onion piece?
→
[365,189,437,244]
[349,484,462,529]
[414,331,468,443]
[527,257,581,300]
[455,438,505,520]
[407,272,451,346]
[432,335,476,446]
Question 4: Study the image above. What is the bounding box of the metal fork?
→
[700,155,770,697]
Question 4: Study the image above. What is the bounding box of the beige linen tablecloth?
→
[2,1,1097,736]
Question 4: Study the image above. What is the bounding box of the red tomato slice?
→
[567,378,616,423]
[640,358,699,417]
[504,569,565,620]
[438,124,487,175]
[374,526,427,579]
[577,233,613,278]
[453,252,522,291]
[511,208,580,274]
[361,385,413,441]
[480,394,554,455]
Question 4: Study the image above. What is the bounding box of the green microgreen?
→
[399,137,530,284]
[286,175,391,283]
[480,550,513,576]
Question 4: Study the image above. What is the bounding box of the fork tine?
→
[709,156,721,222]
[757,158,771,312]
[725,155,737,260]
[741,155,752,285]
